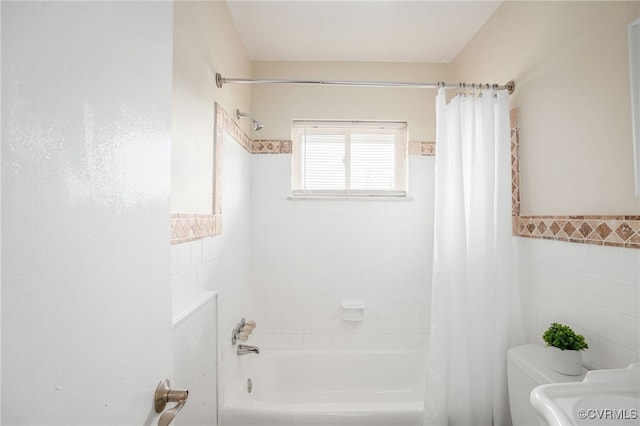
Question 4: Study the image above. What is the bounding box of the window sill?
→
[287,195,413,201]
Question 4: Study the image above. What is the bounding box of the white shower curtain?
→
[424,88,524,426]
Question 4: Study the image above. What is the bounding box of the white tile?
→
[295,303,340,320]
[311,319,343,334]
[200,260,218,289]
[171,273,187,307]
[191,238,202,266]
[254,319,280,334]
[589,245,640,283]
[603,278,639,318]
[252,305,284,322]
[294,317,312,334]
[532,238,565,266]
[252,288,282,305]
[296,289,341,306]
[617,314,640,353]
[399,286,430,304]
[256,334,288,349]
[176,240,192,274]
[553,268,577,298]
[340,333,403,350]
[583,333,640,369]
[404,303,431,319]
[563,242,589,271]
[532,265,556,296]
[405,318,430,334]
[280,315,296,334]
[305,334,335,349]
[285,334,304,349]
[342,318,399,334]
[576,272,604,306]
[405,333,430,350]
[280,289,297,304]
[171,244,179,277]
[588,305,622,344]
[183,269,198,300]
[299,334,320,350]
[570,301,595,333]
[366,303,398,320]
[201,236,214,262]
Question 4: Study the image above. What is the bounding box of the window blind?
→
[292,121,407,197]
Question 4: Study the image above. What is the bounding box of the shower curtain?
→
[424,88,524,426]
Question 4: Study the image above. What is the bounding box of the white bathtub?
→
[221,350,427,426]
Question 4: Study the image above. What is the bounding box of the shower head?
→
[252,119,264,131]
[236,109,264,131]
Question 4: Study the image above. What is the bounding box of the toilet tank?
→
[507,344,586,426]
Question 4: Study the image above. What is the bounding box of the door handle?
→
[154,379,188,426]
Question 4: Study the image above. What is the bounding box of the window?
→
[291,121,407,197]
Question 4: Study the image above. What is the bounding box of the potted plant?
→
[542,322,589,376]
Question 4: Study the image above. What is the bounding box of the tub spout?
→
[237,344,260,355]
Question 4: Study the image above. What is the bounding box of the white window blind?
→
[292,121,407,197]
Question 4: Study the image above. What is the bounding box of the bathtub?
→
[220,350,427,426]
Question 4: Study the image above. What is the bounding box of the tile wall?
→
[516,237,639,369]
[249,154,435,350]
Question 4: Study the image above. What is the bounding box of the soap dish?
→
[341,302,365,321]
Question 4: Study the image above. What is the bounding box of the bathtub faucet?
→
[237,344,260,356]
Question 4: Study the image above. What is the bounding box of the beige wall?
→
[251,61,452,141]
[171,0,252,213]
[454,1,640,215]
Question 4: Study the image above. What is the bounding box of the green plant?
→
[542,322,589,351]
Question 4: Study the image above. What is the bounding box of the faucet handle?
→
[232,318,257,344]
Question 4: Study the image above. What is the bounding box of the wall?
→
[172,0,252,214]
[170,0,252,407]
[251,61,452,141]
[454,1,640,368]
[248,62,446,350]
[454,1,640,216]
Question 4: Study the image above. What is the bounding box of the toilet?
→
[507,344,586,426]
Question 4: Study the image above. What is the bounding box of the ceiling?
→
[226,1,503,63]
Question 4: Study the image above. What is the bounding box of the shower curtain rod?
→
[215,72,515,94]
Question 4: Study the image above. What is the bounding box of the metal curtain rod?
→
[215,72,515,95]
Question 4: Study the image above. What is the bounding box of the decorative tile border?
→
[408,141,436,156]
[511,109,521,235]
[170,104,250,244]
[251,139,434,156]
[251,140,292,154]
[517,216,640,249]
[217,106,251,153]
[511,110,520,218]
[171,213,221,245]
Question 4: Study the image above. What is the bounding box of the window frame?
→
[291,120,408,198]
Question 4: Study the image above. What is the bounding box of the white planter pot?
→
[548,346,583,376]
